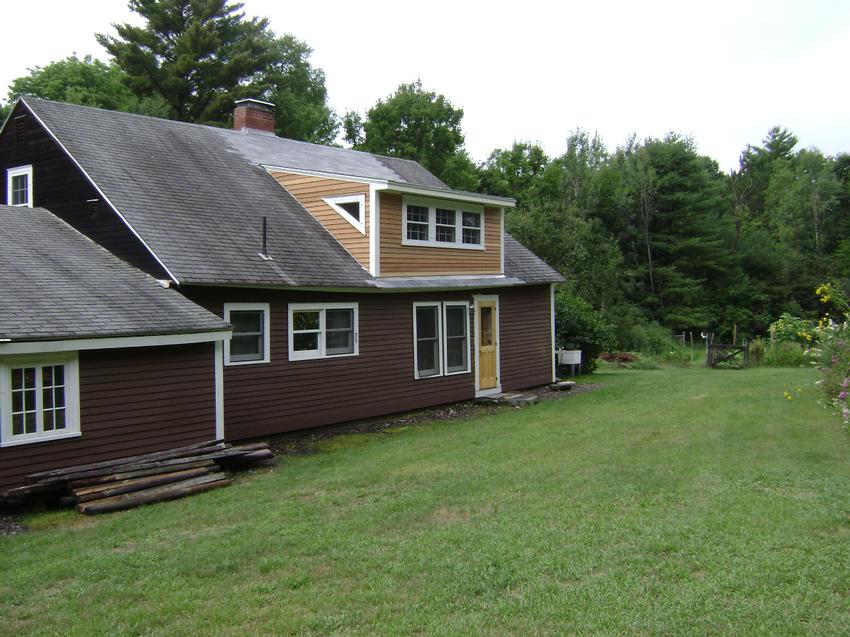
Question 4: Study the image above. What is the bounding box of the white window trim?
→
[0,353,81,447]
[7,164,33,208]
[402,196,485,250]
[288,302,359,361]
[322,193,366,234]
[413,301,472,379]
[413,302,444,379]
[443,301,472,376]
[224,302,270,366]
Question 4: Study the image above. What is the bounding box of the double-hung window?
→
[224,303,270,365]
[289,303,359,361]
[413,302,470,379]
[0,355,80,447]
[7,165,33,208]
[403,197,484,249]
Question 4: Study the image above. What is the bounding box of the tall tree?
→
[3,54,169,117]
[97,0,275,124]
[343,80,472,188]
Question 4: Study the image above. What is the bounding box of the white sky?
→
[2,0,849,171]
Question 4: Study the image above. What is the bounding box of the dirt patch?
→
[264,382,602,458]
[428,507,471,525]
[0,511,26,536]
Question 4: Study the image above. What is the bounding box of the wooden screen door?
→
[477,299,498,390]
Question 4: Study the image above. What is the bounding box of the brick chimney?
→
[233,98,276,134]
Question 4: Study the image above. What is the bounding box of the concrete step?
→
[476,392,539,407]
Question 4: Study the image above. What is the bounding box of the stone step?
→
[549,381,576,391]
[476,392,539,407]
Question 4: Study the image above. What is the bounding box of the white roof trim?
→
[0,330,231,356]
[20,97,181,285]
[261,164,516,208]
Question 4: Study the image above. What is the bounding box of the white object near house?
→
[557,349,582,366]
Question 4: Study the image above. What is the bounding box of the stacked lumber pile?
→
[1,440,272,514]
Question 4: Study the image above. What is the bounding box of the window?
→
[224,303,270,365]
[413,302,470,379]
[402,196,484,249]
[406,204,429,241]
[0,355,80,447]
[322,194,366,234]
[289,303,359,361]
[7,165,33,208]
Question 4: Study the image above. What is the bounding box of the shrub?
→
[762,341,807,367]
[749,337,766,365]
[554,288,614,373]
[769,313,816,346]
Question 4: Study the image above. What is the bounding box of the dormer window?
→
[322,194,366,234]
[402,196,484,250]
[7,165,33,208]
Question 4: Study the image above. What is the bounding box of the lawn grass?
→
[3,367,850,636]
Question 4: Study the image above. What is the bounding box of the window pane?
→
[12,390,22,413]
[462,228,481,245]
[12,413,23,436]
[480,307,493,346]
[54,387,65,408]
[446,337,468,373]
[230,310,262,334]
[462,212,480,228]
[416,306,438,339]
[25,411,36,434]
[293,310,320,331]
[436,209,455,226]
[11,367,22,388]
[12,174,28,205]
[326,309,352,330]
[53,365,64,386]
[417,338,439,377]
[294,332,319,352]
[338,201,360,221]
[24,388,36,412]
[230,334,262,359]
[407,223,428,241]
[445,306,467,338]
[436,225,455,243]
[54,408,66,430]
[406,205,428,223]
[43,387,54,410]
[43,366,54,387]
[326,330,353,355]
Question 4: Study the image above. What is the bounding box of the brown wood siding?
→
[0,343,216,490]
[499,285,554,391]
[184,287,476,440]
[270,171,370,268]
[379,193,502,276]
[0,103,168,278]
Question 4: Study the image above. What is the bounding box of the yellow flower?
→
[784,391,793,400]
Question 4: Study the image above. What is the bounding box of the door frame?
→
[473,294,501,397]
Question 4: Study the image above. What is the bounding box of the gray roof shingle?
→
[0,204,228,341]
[22,97,562,288]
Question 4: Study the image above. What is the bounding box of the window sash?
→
[413,302,470,379]
[403,198,485,249]
[7,165,33,208]
[224,303,270,366]
[1,355,80,447]
[289,304,359,361]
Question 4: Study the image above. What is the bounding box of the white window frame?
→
[223,302,270,366]
[7,164,33,208]
[443,301,471,376]
[288,302,359,361]
[412,301,471,379]
[402,196,485,250]
[0,353,81,447]
[322,194,366,234]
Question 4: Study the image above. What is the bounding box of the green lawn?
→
[3,367,850,636]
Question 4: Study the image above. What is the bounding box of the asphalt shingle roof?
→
[22,97,562,288]
[0,204,228,341]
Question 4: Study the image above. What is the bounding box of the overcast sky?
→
[2,0,849,171]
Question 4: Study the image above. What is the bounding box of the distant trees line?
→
[2,0,846,350]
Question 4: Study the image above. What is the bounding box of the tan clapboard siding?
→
[379,193,502,276]
[270,171,370,268]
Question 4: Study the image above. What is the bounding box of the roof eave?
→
[380,181,515,208]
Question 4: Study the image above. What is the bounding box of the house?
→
[0,96,562,487]
[0,203,229,489]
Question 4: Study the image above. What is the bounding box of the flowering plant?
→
[810,282,850,426]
